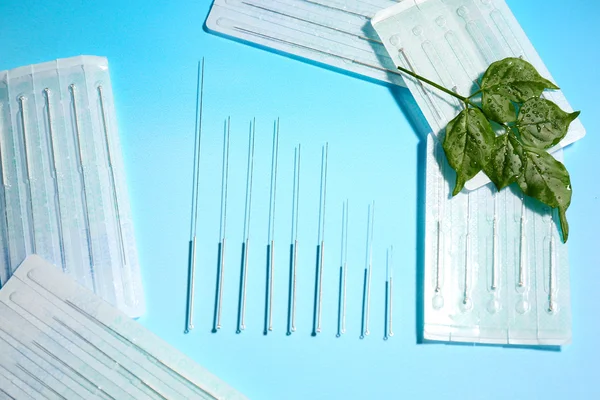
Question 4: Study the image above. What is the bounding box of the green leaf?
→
[483,133,523,190]
[480,57,559,124]
[516,97,580,149]
[517,146,572,242]
[443,108,495,195]
[482,92,517,124]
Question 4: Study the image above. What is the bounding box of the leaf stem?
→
[397,65,480,109]
[468,89,483,99]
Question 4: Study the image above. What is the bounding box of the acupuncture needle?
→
[33,341,120,400]
[70,84,97,292]
[0,106,12,273]
[185,59,205,334]
[336,199,348,338]
[51,315,189,399]
[214,117,231,332]
[548,214,556,313]
[0,308,129,399]
[17,270,217,399]
[0,324,74,399]
[0,365,35,400]
[43,89,67,272]
[311,143,328,336]
[386,246,394,340]
[16,364,68,400]
[360,202,375,339]
[237,119,256,334]
[98,86,128,273]
[0,331,72,398]
[233,26,405,79]
[52,317,168,400]
[17,96,36,254]
[491,190,499,291]
[286,144,301,336]
[317,142,328,334]
[518,197,526,288]
[6,282,178,398]
[0,387,16,400]
[263,119,280,335]
[463,193,471,307]
[241,1,382,45]
[302,0,372,19]
[63,300,219,400]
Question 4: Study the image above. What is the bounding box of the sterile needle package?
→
[0,255,247,399]
[205,0,407,87]
[0,56,145,318]
[371,0,582,345]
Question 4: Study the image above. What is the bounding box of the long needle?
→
[237,119,255,334]
[70,84,97,292]
[241,1,382,44]
[287,144,301,336]
[43,89,66,272]
[518,198,526,288]
[336,200,348,338]
[365,201,374,337]
[317,143,328,334]
[233,26,405,79]
[360,202,374,339]
[302,0,371,19]
[17,96,35,254]
[385,246,394,340]
[185,59,205,334]
[463,193,471,306]
[98,87,127,267]
[548,215,556,313]
[312,143,328,336]
[264,119,280,335]
[63,300,219,399]
[0,105,12,275]
[491,191,499,291]
[214,117,231,332]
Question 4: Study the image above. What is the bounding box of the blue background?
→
[1,0,599,398]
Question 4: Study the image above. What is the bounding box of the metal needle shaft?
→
[312,144,328,336]
[237,118,255,334]
[365,202,374,337]
[185,59,205,334]
[518,199,526,288]
[360,202,375,339]
[336,200,348,338]
[17,96,36,254]
[70,84,97,292]
[98,86,126,266]
[287,144,301,336]
[214,117,231,332]
[43,89,66,272]
[233,26,405,79]
[264,119,280,335]
[241,1,382,44]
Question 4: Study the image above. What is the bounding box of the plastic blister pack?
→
[372,0,585,189]
[372,0,577,344]
[205,0,407,86]
[424,135,571,344]
[0,255,246,399]
[0,56,144,317]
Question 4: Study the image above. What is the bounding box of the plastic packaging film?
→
[372,0,576,344]
[423,135,570,345]
[0,255,247,399]
[0,56,145,318]
[205,0,407,87]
